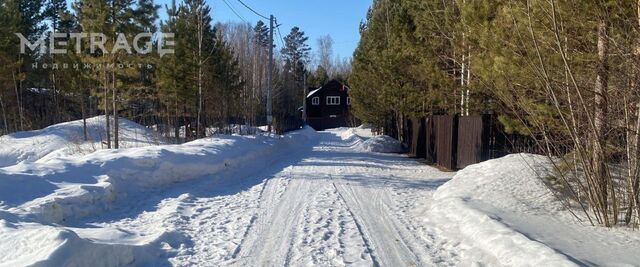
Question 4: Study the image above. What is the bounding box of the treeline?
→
[351,0,640,227]
[0,0,351,143]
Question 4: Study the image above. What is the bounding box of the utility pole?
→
[267,15,274,133]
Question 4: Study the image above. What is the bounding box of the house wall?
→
[306,80,352,131]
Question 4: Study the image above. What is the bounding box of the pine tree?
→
[156,0,246,139]
[7,0,48,131]
[157,0,185,141]
[278,26,310,131]
[350,0,459,137]
[307,66,329,88]
[252,20,269,125]
[350,0,401,134]
[0,0,22,133]
[44,0,74,123]
[75,0,158,148]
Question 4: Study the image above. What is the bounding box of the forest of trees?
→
[350,0,640,227]
[0,0,351,142]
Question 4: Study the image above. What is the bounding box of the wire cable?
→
[221,0,248,23]
[276,26,286,48]
[275,18,286,48]
[235,0,270,20]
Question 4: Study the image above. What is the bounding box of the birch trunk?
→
[113,72,119,149]
[105,69,111,149]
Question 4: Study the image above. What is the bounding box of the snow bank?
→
[430,154,576,266]
[0,116,165,168]
[0,126,317,225]
[0,126,317,266]
[0,219,179,267]
[429,153,640,266]
[360,135,403,153]
[327,126,403,153]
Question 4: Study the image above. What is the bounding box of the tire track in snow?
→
[331,181,381,267]
[285,179,374,266]
[332,179,423,267]
[231,168,320,266]
[228,177,271,260]
[91,129,463,266]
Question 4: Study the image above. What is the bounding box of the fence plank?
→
[409,117,426,158]
[456,115,491,169]
[433,115,458,170]
[425,117,435,164]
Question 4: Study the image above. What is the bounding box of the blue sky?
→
[160,0,371,58]
[66,0,371,59]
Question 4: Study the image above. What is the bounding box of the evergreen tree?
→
[157,0,244,140]
[0,0,22,133]
[157,0,190,141]
[74,0,158,148]
[307,65,329,88]
[350,0,400,134]
[277,26,310,130]
[281,27,311,80]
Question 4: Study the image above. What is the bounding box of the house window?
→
[347,97,351,105]
[312,97,320,105]
[327,96,340,105]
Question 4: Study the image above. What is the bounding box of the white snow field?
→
[0,120,639,266]
[0,116,165,168]
[430,154,640,266]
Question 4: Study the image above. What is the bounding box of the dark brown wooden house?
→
[304,80,354,131]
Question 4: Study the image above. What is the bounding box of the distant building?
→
[304,80,356,131]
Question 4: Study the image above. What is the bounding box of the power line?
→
[276,26,285,48]
[274,18,286,48]
[221,0,247,23]
[231,0,282,49]
[235,0,270,20]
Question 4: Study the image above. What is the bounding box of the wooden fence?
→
[404,114,533,170]
[433,115,458,169]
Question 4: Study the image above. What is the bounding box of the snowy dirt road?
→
[77,130,462,266]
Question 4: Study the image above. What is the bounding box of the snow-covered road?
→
[80,130,460,266]
[4,120,640,266]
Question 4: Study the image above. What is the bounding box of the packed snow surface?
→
[1,122,639,266]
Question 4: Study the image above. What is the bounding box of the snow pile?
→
[327,126,403,153]
[334,127,365,143]
[359,135,403,153]
[0,116,165,168]
[0,220,176,267]
[429,153,640,266]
